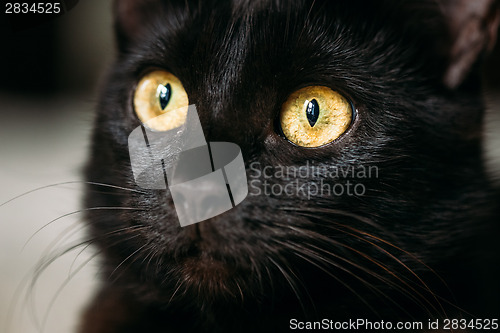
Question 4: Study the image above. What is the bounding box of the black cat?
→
[81,0,500,332]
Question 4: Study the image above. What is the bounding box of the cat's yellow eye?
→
[279,86,353,147]
[133,70,189,131]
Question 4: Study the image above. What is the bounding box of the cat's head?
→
[85,0,499,321]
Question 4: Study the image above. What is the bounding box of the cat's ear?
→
[440,0,500,89]
[113,0,161,50]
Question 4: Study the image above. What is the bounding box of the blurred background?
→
[1,1,112,332]
[0,1,499,332]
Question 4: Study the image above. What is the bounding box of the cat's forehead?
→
[224,0,439,20]
[229,0,290,16]
[119,0,447,111]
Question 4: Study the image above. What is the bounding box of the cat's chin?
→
[178,255,236,281]
[151,222,254,303]
[154,255,255,307]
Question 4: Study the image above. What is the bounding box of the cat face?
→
[84,0,499,322]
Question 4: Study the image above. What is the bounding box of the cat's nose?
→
[169,174,233,226]
[168,142,248,227]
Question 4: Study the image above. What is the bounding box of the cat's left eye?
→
[279,86,353,147]
[133,70,189,131]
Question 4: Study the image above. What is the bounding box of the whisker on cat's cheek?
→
[271,223,431,318]
[0,181,147,209]
[270,208,455,319]
[24,207,146,251]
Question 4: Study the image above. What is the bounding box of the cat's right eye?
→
[133,70,189,131]
[279,86,353,147]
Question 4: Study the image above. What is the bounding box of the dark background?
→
[0,0,112,97]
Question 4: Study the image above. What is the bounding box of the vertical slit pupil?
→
[306,99,320,127]
[159,83,172,110]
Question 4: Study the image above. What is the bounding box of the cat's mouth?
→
[168,219,256,285]
[179,256,236,283]
[169,232,252,302]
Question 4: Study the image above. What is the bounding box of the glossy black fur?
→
[82,0,500,332]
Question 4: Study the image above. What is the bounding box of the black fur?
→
[82,0,500,332]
